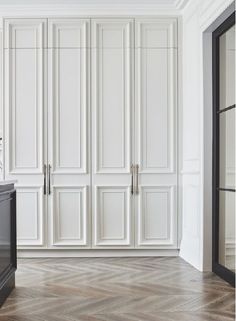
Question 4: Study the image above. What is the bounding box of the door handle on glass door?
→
[48,164,51,195]
[43,164,47,195]
[135,164,139,194]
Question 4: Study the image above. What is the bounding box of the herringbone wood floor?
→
[0,257,235,321]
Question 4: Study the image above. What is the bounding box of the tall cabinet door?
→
[91,19,134,248]
[135,19,178,248]
[48,19,90,247]
[4,19,47,247]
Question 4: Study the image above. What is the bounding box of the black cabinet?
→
[0,183,16,307]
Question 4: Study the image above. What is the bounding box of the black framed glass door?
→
[212,12,235,287]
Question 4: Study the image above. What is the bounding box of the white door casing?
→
[135,19,178,248]
[91,19,134,247]
[48,19,90,247]
[4,19,47,247]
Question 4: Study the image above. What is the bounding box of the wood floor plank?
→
[0,257,234,321]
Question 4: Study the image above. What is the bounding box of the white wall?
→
[180,0,234,271]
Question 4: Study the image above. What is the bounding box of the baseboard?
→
[17,249,180,258]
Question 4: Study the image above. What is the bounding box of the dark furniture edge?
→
[0,268,15,307]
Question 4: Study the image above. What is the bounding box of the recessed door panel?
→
[50,48,87,173]
[7,48,44,173]
[136,48,176,173]
[48,19,89,48]
[52,186,87,246]
[17,187,44,246]
[94,47,131,173]
[94,186,131,246]
[135,19,177,48]
[91,19,133,48]
[92,19,133,174]
[137,186,176,246]
[4,19,47,49]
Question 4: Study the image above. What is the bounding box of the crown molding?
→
[0,6,179,18]
[0,0,191,17]
[174,0,191,10]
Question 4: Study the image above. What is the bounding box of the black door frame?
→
[212,12,235,287]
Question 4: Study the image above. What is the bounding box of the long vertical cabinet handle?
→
[135,164,139,194]
[131,164,134,195]
[43,164,47,195]
[48,164,51,195]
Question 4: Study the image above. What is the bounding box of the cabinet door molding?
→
[134,19,178,248]
[137,186,176,247]
[4,19,47,49]
[94,186,132,246]
[48,18,90,48]
[48,19,91,248]
[17,186,44,246]
[136,47,177,173]
[52,186,88,246]
[4,18,47,248]
[92,18,134,248]
[91,18,134,48]
[135,18,177,48]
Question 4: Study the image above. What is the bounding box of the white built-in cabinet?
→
[4,17,178,251]
[91,19,134,247]
[4,19,47,246]
[47,19,90,247]
[135,19,177,247]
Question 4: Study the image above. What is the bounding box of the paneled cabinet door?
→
[135,19,178,248]
[4,19,47,247]
[48,19,90,247]
[91,19,134,248]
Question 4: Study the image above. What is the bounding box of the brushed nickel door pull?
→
[43,164,47,195]
[131,164,134,195]
[48,164,51,195]
[136,164,139,194]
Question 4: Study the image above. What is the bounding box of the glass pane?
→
[219,108,236,189]
[219,25,235,110]
[219,191,236,272]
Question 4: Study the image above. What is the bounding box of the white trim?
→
[175,0,191,10]
[199,0,234,31]
[17,249,179,258]
[0,0,193,16]
[0,9,181,26]
[180,0,235,272]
